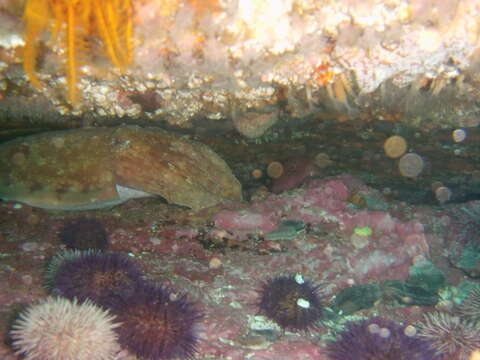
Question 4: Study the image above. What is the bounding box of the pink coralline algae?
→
[251,341,324,360]
[0,172,443,359]
[214,209,278,233]
[341,210,429,279]
[213,175,430,284]
[214,177,350,235]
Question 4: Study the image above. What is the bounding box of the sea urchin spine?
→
[257,273,323,331]
[49,251,143,307]
[108,282,203,360]
[327,317,440,360]
[59,217,109,252]
[10,297,120,360]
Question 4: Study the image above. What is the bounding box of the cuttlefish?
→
[0,126,242,210]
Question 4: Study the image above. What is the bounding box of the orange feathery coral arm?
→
[66,1,78,104]
[116,0,133,66]
[23,0,134,104]
[123,0,133,65]
[94,0,132,69]
[94,3,122,68]
[23,0,50,89]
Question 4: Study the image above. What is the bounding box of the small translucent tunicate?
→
[404,324,417,337]
[367,323,380,334]
[384,135,407,159]
[398,153,424,178]
[378,327,391,338]
[435,186,452,204]
[452,128,466,143]
[267,161,284,179]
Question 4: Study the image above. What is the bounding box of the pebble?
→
[21,242,39,252]
[209,256,223,269]
[150,237,162,245]
[21,274,33,286]
[26,214,40,225]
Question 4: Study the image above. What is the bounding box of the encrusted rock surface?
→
[0,126,242,210]
[0,173,469,359]
[2,0,480,136]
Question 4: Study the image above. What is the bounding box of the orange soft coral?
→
[23,0,133,104]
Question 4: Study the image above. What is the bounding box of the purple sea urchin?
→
[109,282,203,360]
[44,249,94,288]
[51,251,143,307]
[59,217,108,251]
[327,317,440,360]
[10,297,120,360]
[258,273,323,331]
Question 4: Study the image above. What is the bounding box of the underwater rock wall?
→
[1,0,480,135]
[0,173,455,359]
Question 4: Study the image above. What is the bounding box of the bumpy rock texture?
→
[0,126,242,210]
[2,0,480,137]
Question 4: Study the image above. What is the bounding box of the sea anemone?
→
[50,251,143,307]
[10,297,120,360]
[326,317,440,360]
[417,311,480,360]
[59,217,109,251]
[108,282,203,360]
[257,273,323,331]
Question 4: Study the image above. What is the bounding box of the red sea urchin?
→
[258,273,323,331]
[59,217,109,251]
[108,282,203,360]
[50,251,143,307]
[326,317,441,360]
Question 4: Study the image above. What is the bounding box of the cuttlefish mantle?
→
[0,126,242,211]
